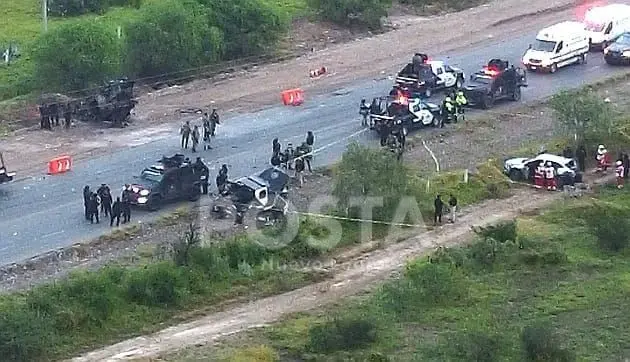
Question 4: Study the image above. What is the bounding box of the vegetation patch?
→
[217,188,630,361]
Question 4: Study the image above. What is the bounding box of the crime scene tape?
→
[294,128,369,161]
[289,211,427,228]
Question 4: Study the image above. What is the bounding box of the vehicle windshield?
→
[565,160,576,169]
[531,39,557,52]
[140,170,162,183]
[584,21,605,32]
[471,75,492,84]
[615,33,630,45]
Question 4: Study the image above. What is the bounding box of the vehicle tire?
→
[424,88,432,98]
[511,87,521,101]
[454,78,463,89]
[481,93,494,109]
[147,195,161,212]
[508,169,523,181]
[189,187,201,202]
[574,173,583,183]
[549,63,558,73]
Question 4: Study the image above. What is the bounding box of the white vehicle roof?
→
[537,21,587,42]
[585,4,630,23]
[530,153,574,164]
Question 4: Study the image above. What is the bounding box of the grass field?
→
[199,186,630,361]
[0,0,309,101]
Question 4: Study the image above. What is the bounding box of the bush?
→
[585,206,630,252]
[126,262,186,307]
[474,220,517,243]
[0,301,54,362]
[124,0,224,78]
[521,323,575,362]
[308,317,377,353]
[308,0,391,29]
[48,0,142,17]
[32,19,119,91]
[449,331,500,362]
[172,223,202,266]
[198,0,290,59]
[228,345,279,361]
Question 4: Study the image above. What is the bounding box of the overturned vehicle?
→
[462,59,527,109]
[212,167,291,228]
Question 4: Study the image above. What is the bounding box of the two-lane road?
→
[1,29,628,266]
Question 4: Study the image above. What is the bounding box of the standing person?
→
[534,161,545,189]
[616,160,625,189]
[97,184,111,216]
[306,131,314,146]
[180,121,191,149]
[202,114,212,150]
[110,197,122,227]
[88,193,100,224]
[434,195,443,225]
[544,162,557,191]
[194,157,209,194]
[272,138,281,156]
[454,90,467,122]
[623,153,629,179]
[210,109,220,137]
[216,164,228,194]
[122,184,131,224]
[576,145,587,172]
[191,125,200,153]
[448,194,458,223]
[359,99,370,126]
[294,156,305,187]
[83,185,91,220]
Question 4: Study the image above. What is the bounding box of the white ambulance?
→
[522,21,589,73]
[583,3,630,50]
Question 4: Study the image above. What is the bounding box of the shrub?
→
[0,301,54,362]
[521,323,575,362]
[449,331,500,362]
[228,345,278,361]
[428,246,467,268]
[198,0,290,59]
[126,262,186,307]
[586,207,630,252]
[308,0,392,29]
[124,0,224,78]
[32,19,119,91]
[474,220,517,243]
[308,317,377,353]
[48,0,142,17]
[172,223,202,266]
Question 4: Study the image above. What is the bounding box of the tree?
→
[307,0,392,30]
[332,142,409,220]
[124,0,224,78]
[197,0,289,58]
[32,20,119,91]
[549,88,615,147]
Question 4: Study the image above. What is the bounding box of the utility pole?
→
[42,0,48,32]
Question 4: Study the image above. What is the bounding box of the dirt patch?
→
[0,0,579,177]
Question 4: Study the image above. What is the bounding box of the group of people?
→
[434,194,458,225]
[593,144,630,189]
[180,109,220,152]
[270,131,314,187]
[39,101,73,130]
[442,89,468,124]
[83,184,131,227]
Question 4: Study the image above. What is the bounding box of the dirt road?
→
[71,180,602,361]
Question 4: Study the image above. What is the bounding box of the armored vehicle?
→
[395,53,464,98]
[462,59,527,109]
[75,78,137,127]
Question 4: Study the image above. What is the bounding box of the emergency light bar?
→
[482,66,500,76]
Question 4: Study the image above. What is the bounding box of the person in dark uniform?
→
[88,192,100,224]
[121,185,131,223]
[191,125,200,152]
[202,114,212,150]
[194,157,209,194]
[83,185,91,220]
[624,153,630,179]
[434,194,444,225]
[306,131,314,146]
[111,197,122,227]
[97,184,112,217]
[359,99,370,126]
[216,164,228,195]
[272,138,281,155]
[271,152,281,167]
[210,109,220,137]
[370,98,380,115]
[576,145,587,172]
[180,121,191,149]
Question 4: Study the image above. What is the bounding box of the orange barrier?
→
[309,66,327,78]
[48,155,72,175]
[280,89,304,106]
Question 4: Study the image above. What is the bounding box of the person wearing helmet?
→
[534,161,545,189]
[359,99,370,126]
[616,160,625,189]
[209,109,220,137]
[442,96,454,125]
[544,161,556,191]
[455,91,467,122]
[596,144,611,173]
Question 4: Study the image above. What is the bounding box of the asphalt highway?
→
[1,28,629,266]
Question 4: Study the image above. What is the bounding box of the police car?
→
[395,53,465,98]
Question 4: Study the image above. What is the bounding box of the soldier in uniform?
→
[210,109,220,137]
[121,184,132,223]
[194,157,209,194]
[191,125,200,153]
[180,121,191,149]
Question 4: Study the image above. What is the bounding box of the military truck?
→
[75,78,137,127]
[0,152,15,184]
[462,59,527,109]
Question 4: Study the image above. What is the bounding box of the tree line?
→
[31,0,395,94]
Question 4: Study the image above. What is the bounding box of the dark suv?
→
[604,32,630,65]
[128,154,201,211]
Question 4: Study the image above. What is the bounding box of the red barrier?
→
[280,89,304,106]
[48,155,72,175]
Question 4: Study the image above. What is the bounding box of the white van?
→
[522,21,589,73]
[583,4,630,50]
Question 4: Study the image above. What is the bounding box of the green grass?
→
[210,187,630,361]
